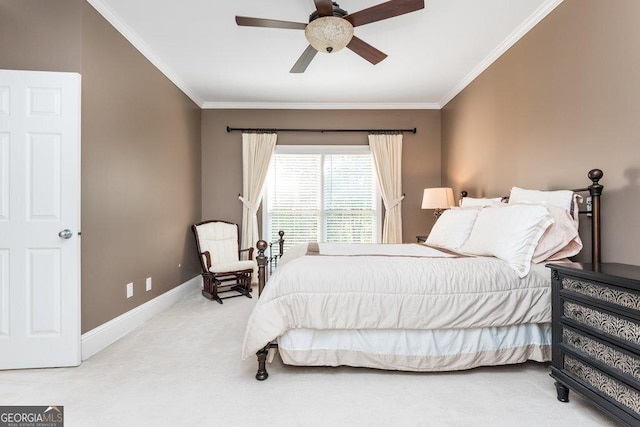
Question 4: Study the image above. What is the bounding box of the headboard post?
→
[278,230,285,257]
[587,169,604,265]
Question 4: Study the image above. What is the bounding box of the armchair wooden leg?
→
[201,275,212,299]
[232,272,252,298]
[211,279,223,304]
[201,275,223,304]
[231,274,252,299]
[244,272,252,294]
[201,272,253,304]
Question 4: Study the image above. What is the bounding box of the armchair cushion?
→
[195,222,241,267]
[209,260,257,274]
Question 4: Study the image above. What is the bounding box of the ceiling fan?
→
[235,0,425,73]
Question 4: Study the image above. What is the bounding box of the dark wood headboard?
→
[461,168,604,265]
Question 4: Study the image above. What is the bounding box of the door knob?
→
[58,229,73,239]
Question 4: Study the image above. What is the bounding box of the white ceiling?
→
[87,0,563,109]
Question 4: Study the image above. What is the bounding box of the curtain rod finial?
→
[226,126,232,133]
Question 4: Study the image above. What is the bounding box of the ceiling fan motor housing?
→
[308,2,349,22]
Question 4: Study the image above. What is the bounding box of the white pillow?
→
[460,204,553,277]
[532,205,582,263]
[425,208,480,251]
[460,197,504,208]
[509,187,574,211]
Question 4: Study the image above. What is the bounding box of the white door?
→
[0,69,81,369]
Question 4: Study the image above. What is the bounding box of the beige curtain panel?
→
[369,133,404,244]
[239,132,277,257]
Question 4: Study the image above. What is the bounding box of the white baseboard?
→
[81,275,201,361]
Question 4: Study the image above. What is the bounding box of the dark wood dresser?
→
[547,262,640,426]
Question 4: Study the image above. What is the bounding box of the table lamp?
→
[421,187,455,218]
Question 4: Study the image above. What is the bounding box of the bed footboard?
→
[254,232,284,381]
[255,231,284,296]
[256,241,268,296]
[256,345,269,381]
[255,342,278,381]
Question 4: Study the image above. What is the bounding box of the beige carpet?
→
[0,289,618,426]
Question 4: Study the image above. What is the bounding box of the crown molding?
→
[200,102,441,110]
[438,0,564,107]
[86,0,205,107]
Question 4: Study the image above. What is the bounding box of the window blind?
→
[264,147,379,249]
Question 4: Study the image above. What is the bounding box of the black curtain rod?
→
[226,126,417,134]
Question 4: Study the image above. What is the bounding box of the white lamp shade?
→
[421,187,455,210]
[305,17,354,53]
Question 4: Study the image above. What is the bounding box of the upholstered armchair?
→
[192,220,256,304]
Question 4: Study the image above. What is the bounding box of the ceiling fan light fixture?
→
[305,16,354,53]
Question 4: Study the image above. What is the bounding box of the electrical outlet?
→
[126,282,133,298]
[146,277,152,291]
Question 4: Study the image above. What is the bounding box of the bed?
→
[243,169,604,380]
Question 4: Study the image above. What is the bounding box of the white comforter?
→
[241,243,551,359]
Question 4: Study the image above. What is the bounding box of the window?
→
[263,145,381,249]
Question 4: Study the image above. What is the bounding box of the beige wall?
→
[202,109,441,244]
[80,4,201,331]
[442,0,640,265]
[0,0,82,72]
[1,1,202,333]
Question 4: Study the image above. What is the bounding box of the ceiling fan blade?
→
[290,45,318,73]
[235,16,307,30]
[347,36,388,65]
[345,0,424,27]
[314,0,335,17]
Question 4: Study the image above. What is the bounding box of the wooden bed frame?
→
[256,230,285,296]
[252,168,604,381]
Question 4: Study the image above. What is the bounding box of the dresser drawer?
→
[562,327,640,383]
[561,276,640,314]
[562,354,640,418]
[563,299,640,349]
